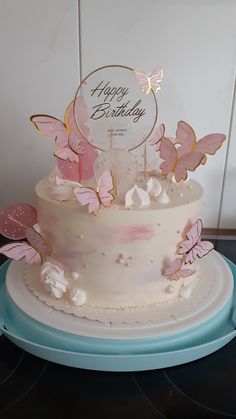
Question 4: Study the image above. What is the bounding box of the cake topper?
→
[73,65,159,151]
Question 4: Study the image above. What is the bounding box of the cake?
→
[0,65,227,322]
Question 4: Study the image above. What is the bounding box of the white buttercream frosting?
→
[125,185,150,208]
[49,176,81,201]
[157,188,170,204]
[40,261,68,298]
[70,287,86,306]
[35,177,203,309]
[146,177,162,198]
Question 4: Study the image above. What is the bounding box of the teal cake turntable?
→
[0,250,235,372]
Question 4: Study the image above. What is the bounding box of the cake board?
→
[0,252,236,372]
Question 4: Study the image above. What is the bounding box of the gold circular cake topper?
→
[73,65,159,152]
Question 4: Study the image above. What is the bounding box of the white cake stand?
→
[0,251,235,371]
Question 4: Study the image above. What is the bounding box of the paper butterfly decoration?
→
[30,98,98,181]
[134,67,163,95]
[164,257,196,281]
[178,219,214,264]
[160,137,204,182]
[0,226,49,265]
[74,170,114,215]
[176,121,226,164]
[149,123,165,151]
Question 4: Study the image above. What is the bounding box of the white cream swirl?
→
[49,176,81,201]
[40,261,68,298]
[70,287,86,306]
[146,177,162,198]
[125,185,150,208]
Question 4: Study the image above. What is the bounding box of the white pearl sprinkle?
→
[71,271,80,280]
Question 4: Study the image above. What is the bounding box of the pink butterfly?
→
[30,114,79,162]
[134,67,163,94]
[160,137,204,182]
[164,258,196,281]
[0,226,50,264]
[74,170,114,215]
[176,121,226,164]
[30,100,98,181]
[178,219,214,264]
[0,242,41,264]
[149,123,165,151]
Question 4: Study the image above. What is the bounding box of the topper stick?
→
[144,141,147,181]
[108,129,118,197]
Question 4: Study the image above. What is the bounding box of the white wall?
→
[0,0,236,229]
[79,0,236,228]
[0,0,79,207]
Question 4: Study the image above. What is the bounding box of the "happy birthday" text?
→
[90,81,145,122]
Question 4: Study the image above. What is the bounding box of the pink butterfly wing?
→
[164,258,195,280]
[176,121,196,157]
[149,67,163,92]
[30,115,68,147]
[0,242,41,264]
[26,227,49,258]
[133,68,149,94]
[195,134,226,155]
[149,124,165,150]
[164,257,182,276]
[169,271,182,281]
[68,130,98,181]
[54,146,79,162]
[176,120,196,143]
[97,170,114,207]
[174,151,204,182]
[68,131,85,154]
[74,187,100,215]
[159,137,177,176]
[179,219,202,254]
[185,241,214,263]
[179,268,196,278]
